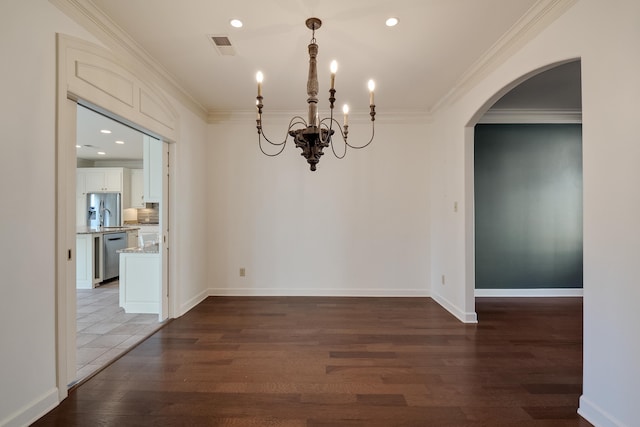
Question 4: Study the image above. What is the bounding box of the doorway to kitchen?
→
[73,104,168,383]
[56,34,179,400]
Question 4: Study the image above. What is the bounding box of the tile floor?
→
[75,281,163,383]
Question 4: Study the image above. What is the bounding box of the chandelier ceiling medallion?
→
[255,17,376,171]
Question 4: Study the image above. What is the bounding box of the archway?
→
[463,58,582,313]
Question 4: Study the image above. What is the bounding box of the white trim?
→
[0,387,59,427]
[479,108,582,124]
[59,34,180,142]
[475,288,583,297]
[429,292,478,323]
[208,287,430,298]
[49,0,207,121]
[179,288,210,316]
[55,33,178,409]
[579,395,628,427]
[432,0,577,113]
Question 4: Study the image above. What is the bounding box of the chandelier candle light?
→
[255,17,376,171]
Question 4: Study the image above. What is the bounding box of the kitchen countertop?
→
[118,243,159,254]
[76,226,140,235]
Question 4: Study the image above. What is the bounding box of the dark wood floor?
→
[35,296,593,426]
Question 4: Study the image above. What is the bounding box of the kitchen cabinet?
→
[77,195,87,227]
[76,170,86,198]
[143,137,162,203]
[76,233,102,288]
[76,170,88,227]
[130,169,144,208]
[127,229,139,248]
[77,168,132,216]
[83,168,123,192]
[119,251,160,314]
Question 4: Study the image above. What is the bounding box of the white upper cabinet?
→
[81,168,123,192]
[143,136,162,203]
[130,169,144,208]
[77,168,131,218]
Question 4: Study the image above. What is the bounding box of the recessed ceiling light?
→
[385,17,399,27]
[100,129,111,134]
[97,151,106,155]
[230,19,243,28]
[75,145,81,148]
[115,140,125,144]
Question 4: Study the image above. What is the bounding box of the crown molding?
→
[431,0,578,113]
[49,0,208,122]
[208,110,433,125]
[479,108,582,124]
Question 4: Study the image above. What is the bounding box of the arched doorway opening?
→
[463,58,582,312]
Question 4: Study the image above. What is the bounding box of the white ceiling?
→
[75,1,580,153]
[88,0,547,115]
[76,105,144,161]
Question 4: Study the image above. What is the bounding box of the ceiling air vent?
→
[208,34,236,56]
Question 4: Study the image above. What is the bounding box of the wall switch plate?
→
[239,268,246,277]
[441,275,446,285]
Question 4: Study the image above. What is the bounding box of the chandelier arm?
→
[319,118,347,159]
[259,115,307,146]
[258,133,287,157]
[322,117,348,140]
[344,121,375,150]
[329,131,347,159]
[318,116,334,145]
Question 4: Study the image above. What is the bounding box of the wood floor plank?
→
[34,296,592,426]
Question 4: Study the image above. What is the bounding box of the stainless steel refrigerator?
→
[87,193,121,228]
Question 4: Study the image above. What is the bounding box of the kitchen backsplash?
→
[135,203,159,224]
[124,203,160,224]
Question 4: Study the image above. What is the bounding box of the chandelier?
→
[255,17,376,171]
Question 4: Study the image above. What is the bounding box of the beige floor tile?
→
[76,333,101,346]
[82,334,131,349]
[75,280,162,383]
[77,347,110,365]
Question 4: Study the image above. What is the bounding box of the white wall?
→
[207,116,431,296]
[0,2,98,425]
[170,102,209,314]
[428,1,640,425]
[0,2,209,425]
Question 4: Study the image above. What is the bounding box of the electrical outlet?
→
[454,202,458,212]
[441,275,446,285]
[239,268,246,277]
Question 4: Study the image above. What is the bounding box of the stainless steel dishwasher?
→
[103,232,127,281]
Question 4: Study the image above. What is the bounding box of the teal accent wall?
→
[474,124,583,289]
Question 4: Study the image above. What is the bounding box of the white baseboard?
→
[475,288,583,297]
[207,287,430,298]
[431,292,478,323]
[123,302,159,314]
[579,395,627,427]
[1,387,59,427]
[179,288,210,316]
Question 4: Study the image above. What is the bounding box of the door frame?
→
[55,34,178,400]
